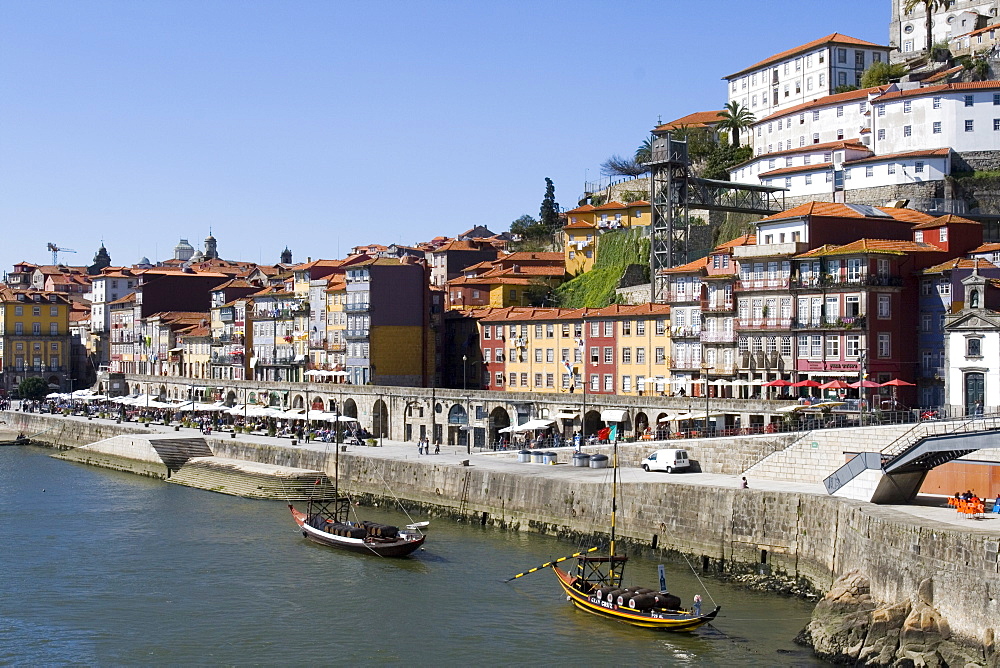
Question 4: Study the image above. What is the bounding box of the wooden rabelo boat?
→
[511,442,719,631]
[289,496,425,557]
[288,419,425,558]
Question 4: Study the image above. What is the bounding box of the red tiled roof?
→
[731,139,868,171]
[873,80,1000,103]
[795,238,941,257]
[714,233,757,250]
[565,204,596,214]
[912,214,980,230]
[922,257,998,273]
[971,242,1000,253]
[563,219,597,230]
[844,147,950,165]
[762,202,935,224]
[922,66,963,84]
[725,33,890,80]
[755,87,886,124]
[654,110,724,132]
[660,257,708,274]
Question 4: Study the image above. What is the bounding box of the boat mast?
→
[610,439,618,581]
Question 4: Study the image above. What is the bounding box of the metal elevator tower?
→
[647,131,787,303]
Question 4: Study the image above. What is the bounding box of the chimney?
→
[513,265,521,273]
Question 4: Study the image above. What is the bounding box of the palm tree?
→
[716,102,755,147]
[634,138,652,164]
[903,0,950,56]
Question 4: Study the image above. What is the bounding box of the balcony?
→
[326,341,346,352]
[345,329,370,340]
[734,278,790,291]
[671,326,701,338]
[214,334,245,345]
[733,241,808,258]
[664,292,700,303]
[669,358,702,370]
[701,299,734,312]
[736,317,792,330]
[211,354,245,366]
[701,331,737,343]
[790,275,903,289]
[344,302,370,313]
[5,366,65,373]
[792,316,866,330]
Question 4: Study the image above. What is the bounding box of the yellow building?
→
[600,303,673,397]
[479,307,578,394]
[563,201,651,274]
[0,287,72,394]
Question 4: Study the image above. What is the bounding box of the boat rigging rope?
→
[682,553,718,609]
[372,464,419,527]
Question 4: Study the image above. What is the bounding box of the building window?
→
[604,347,613,364]
[805,174,812,185]
[495,372,504,386]
[966,120,975,132]
[933,121,942,133]
[546,373,554,388]
[877,104,885,117]
[534,373,542,387]
[965,95,975,107]
[545,348,554,362]
[603,321,613,337]
[888,163,896,174]
[866,165,874,177]
[622,321,631,336]
[622,348,632,364]
[904,125,912,137]
[655,320,665,335]
[636,320,646,335]
[534,348,542,363]
[636,347,646,364]
[915,161,924,173]
[655,347,665,364]
[968,337,983,357]
[622,375,632,392]
[826,335,840,358]
[604,374,613,391]
[877,333,891,358]
[846,334,861,358]
[878,294,891,319]
[837,106,844,117]
[590,347,599,363]
[933,97,941,109]
[903,100,912,113]
[877,129,886,140]
[590,374,599,391]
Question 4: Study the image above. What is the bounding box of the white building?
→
[86,269,138,365]
[891,0,999,55]
[724,33,893,121]
[730,81,1000,202]
[944,270,1000,415]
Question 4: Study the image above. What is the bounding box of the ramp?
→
[824,414,1000,503]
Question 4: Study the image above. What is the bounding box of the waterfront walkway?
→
[8,408,1000,536]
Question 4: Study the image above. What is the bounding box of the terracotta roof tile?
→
[912,214,981,229]
[654,110,725,132]
[660,257,708,274]
[725,34,890,80]
[922,257,999,273]
[755,87,887,124]
[795,238,940,257]
[873,80,1000,104]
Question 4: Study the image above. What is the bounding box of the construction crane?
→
[46,242,77,265]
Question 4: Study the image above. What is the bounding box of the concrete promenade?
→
[8,406,998,535]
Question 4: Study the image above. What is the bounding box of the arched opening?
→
[268,391,282,407]
[291,394,304,409]
[489,406,510,449]
[654,413,670,439]
[448,404,468,446]
[311,397,324,411]
[343,398,357,418]
[225,391,237,407]
[327,398,338,412]
[372,399,388,438]
[157,385,167,400]
[634,411,649,438]
[584,410,603,439]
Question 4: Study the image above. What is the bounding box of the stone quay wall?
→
[11,411,1000,649]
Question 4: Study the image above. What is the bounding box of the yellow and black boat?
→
[510,441,719,631]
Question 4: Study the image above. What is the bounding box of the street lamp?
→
[462,354,467,391]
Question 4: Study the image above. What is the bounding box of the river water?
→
[0,446,823,666]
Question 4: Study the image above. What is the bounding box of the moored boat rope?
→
[682,553,717,609]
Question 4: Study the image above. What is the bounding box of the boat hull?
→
[289,505,425,558]
[553,566,719,631]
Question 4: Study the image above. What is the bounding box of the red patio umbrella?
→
[879,379,915,387]
[762,379,793,387]
[848,380,881,388]
[791,380,821,387]
[820,380,852,390]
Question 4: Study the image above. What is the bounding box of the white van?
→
[640,448,689,473]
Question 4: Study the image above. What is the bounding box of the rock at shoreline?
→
[804,573,987,667]
[803,570,874,662]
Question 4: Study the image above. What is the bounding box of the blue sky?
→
[1,0,888,272]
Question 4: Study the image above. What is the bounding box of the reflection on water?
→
[0,447,823,665]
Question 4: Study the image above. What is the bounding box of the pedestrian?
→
[434,441,440,455]
[417,441,423,456]
[693,594,702,616]
[741,477,749,489]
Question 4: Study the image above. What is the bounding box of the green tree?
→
[716,101,756,147]
[18,376,50,401]
[539,177,560,231]
[903,0,950,55]
[860,61,908,87]
[833,84,860,94]
[510,214,539,238]
[634,138,652,164]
